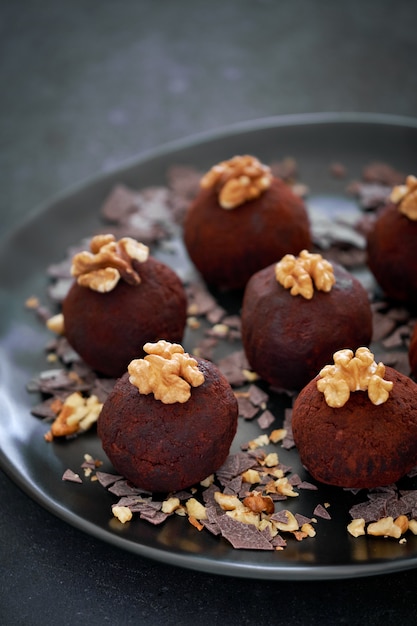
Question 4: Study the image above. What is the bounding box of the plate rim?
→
[2,110,417,247]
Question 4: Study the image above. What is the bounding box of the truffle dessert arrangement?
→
[183,155,312,290]
[292,347,417,489]
[97,340,238,493]
[57,234,187,378]
[22,149,417,559]
[241,249,373,391]
[367,174,417,307]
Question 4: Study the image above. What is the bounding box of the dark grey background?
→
[2,1,417,624]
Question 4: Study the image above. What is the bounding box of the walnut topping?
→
[317,347,393,408]
[275,249,335,299]
[128,340,205,404]
[71,234,149,292]
[200,155,272,209]
[390,175,417,220]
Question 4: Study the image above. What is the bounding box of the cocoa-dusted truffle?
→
[241,250,373,391]
[409,322,417,379]
[183,155,311,290]
[62,234,187,378]
[97,340,238,493]
[292,348,417,489]
[367,175,417,307]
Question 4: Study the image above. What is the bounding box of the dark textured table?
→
[2,2,417,624]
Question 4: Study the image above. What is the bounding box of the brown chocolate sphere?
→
[97,357,238,493]
[409,322,417,379]
[183,177,311,290]
[63,256,187,378]
[292,367,417,489]
[241,261,373,391]
[367,201,417,307]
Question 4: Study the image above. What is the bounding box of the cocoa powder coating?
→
[367,202,417,307]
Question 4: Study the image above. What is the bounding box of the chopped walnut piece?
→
[71,234,149,292]
[200,155,272,209]
[390,174,417,220]
[112,505,133,524]
[128,340,204,404]
[367,516,402,539]
[241,468,261,484]
[226,508,260,527]
[317,347,393,408]
[243,491,274,515]
[45,392,103,440]
[408,519,417,535]
[46,313,65,335]
[185,498,207,520]
[162,497,181,514]
[214,492,244,511]
[275,249,335,300]
[394,515,409,534]
[347,518,366,537]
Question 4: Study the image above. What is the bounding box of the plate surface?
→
[1,113,417,580]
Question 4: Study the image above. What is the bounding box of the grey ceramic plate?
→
[1,113,417,580]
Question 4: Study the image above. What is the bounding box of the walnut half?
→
[128,340,205,404]
[317,347,393,408]
[390,174,417,220]
[275,249,335,300]
[200,155,272,209]
[71,234,149,292]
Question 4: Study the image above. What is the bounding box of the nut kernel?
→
[185,498,207,520]
[112,505,133,524]
[128,340,204,404]
[47,392,103,439]
[367,516,402,538]
[242,491,275,515]
[275,250,335,300]
[347,518,366,537]
[214,492,244,511]
[200,155,272,209]
[71,234,149,292]
[46,313,65,335]
[390,174,417,220]
[317,347,393,408]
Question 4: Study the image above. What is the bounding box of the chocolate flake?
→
[96,471,124,488]
[313,504,331,520]
[217,514,274,550]
[62,469,82,483]
[257,410,275,430]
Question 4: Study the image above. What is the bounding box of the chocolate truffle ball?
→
[62,236,187,378]
[241,255,373,391]
[183,155,311,290]
[97,347,238,493]
[292,359,417,489]
[367,175,417,307]
[409,323,417,379]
